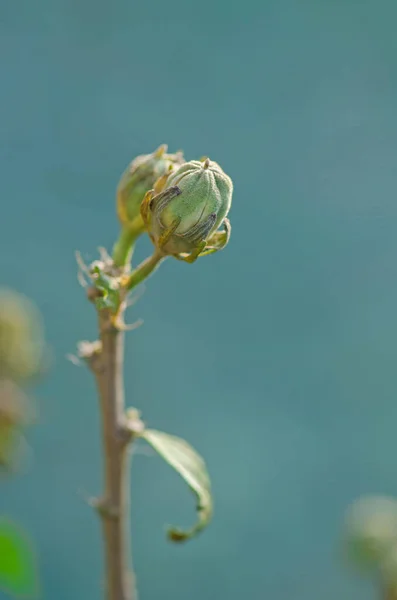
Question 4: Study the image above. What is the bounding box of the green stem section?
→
[125,250,166,291]
[112,220,145,268]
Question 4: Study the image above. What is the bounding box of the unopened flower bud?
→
[0,289,44,382]
[143,158,233,259]
[116,144,184,227]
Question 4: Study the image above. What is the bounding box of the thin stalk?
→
[92,306,136,600]
[124,250,165,291]
[112,220,145,268]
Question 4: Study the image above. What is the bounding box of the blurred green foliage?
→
[0,519,38,598]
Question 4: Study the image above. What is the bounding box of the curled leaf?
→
[141,429,213,542]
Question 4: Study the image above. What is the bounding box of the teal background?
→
[2,0,397,598]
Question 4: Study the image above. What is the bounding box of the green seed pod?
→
[116,144,185,227]
[146,158,233,257]
[344,496,397,572]
[0,289,44,382]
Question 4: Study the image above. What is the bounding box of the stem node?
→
[91,305,136,600]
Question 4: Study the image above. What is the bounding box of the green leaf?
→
[0,518,39,597]
[141,429,213,543]
[91,266,120,312]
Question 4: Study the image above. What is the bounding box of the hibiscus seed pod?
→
[116,144,185,227]
[148,158,233,256]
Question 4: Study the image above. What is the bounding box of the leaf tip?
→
[167,529,189,543]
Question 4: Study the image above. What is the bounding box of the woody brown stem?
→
[91,305,136,600]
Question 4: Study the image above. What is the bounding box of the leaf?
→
[141,429,213,542]
[91,266,120,312]
[0,518,39,597]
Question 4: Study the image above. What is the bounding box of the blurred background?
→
[2,0,397,598]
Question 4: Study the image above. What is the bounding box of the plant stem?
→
[93,306,136,600]
[112,220,145,268]
[124,250,166,291]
